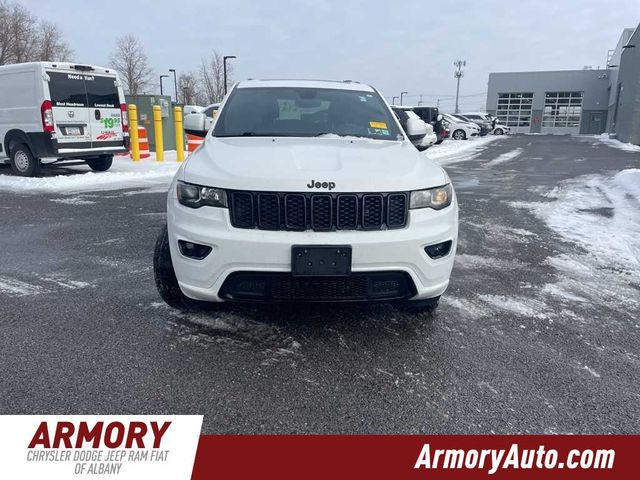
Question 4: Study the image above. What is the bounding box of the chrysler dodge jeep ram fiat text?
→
[154,80,458,314]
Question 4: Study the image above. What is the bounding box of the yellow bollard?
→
[153,105,164,162]
[174,106,185,162]
[128,104,140,161]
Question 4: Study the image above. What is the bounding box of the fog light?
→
[178,240,212,260]
[424,240,452,259]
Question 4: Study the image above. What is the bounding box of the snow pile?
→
[0,152,181,193]
[424,135,502,166]
[594,134,640,153]
[537,169,640,270]
[513,169,640,311]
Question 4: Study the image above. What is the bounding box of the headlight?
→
[177,181,227,209]
[410,184,453,210]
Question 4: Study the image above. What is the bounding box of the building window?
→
[496,92,533,127]
[542,91,583,128]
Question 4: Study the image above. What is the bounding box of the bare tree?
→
[36,21,73,62]
[199,51,231,104]
[177,72,200,105]
[109,34,153,95]
[0,1,73,65]
[0,0,37,65]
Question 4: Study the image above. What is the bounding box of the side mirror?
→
[184,113,208,137]
[437,114,443,122]
[405,117,427,140]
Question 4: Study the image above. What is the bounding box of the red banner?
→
[192,435,638,479]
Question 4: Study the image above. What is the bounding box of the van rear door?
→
[47,71,92,148]
[46,71,124,150]
[85,75,124,147]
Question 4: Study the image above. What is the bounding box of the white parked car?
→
[441,113,480,140]
[182,105,203,115]
[391,106,436,151]
[154,79,458,314]
[492,123,510,135]
[458,112,494,136]
[0,62,129,176]
[184,103,220,132]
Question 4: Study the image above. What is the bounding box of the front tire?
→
[154,224,201,310]
[494,128,503,135]
[87,155,113,172]
[452,129,466,140]
[10,144,40,177]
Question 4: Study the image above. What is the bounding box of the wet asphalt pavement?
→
[0,135,638,433]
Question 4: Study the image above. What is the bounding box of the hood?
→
[183,136,447,192]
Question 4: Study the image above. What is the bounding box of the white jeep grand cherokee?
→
[154,79,458,314]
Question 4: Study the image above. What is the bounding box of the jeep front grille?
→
[228,190,408,232]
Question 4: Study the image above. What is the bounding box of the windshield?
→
[213,86,402,140]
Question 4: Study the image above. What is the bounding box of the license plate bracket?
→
[291,245,352,277]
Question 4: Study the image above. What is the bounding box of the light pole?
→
[454,60,466,113]
[169,69,178,103]
[392,96,398,105]
[159,74,169,96]
[400,91,408,105]
[223,55,236,95]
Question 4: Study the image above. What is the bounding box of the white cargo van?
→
[0,62,129,176]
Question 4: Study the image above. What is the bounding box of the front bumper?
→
[167,187,458,303]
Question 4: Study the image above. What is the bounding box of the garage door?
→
[541,91,583,134]
[496,92,533,134]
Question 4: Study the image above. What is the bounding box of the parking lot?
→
[0,134,638,434]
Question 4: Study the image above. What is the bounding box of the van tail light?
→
[41,100,55,134]
[120,103,129,133]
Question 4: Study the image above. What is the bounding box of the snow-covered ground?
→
[485,147,523,167]
[592,133,640,152]
[512,169,640,312]
[0,152,181,194]
[424,135,502,166]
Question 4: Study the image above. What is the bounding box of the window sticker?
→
[369,121,387,129]
[368,127,390,136]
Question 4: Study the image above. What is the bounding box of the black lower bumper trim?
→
[219,271,417,303]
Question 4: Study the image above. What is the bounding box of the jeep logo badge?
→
[307,179,335,190]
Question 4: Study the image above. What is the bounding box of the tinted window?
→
[48,72,88,107]
[85,75,119,108]
[414,107,438,122]
[391,108,408,126]
[214,87,401,140]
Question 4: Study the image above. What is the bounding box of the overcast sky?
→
[21,0,640,112]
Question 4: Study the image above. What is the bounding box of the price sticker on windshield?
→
[369,121,387,129]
